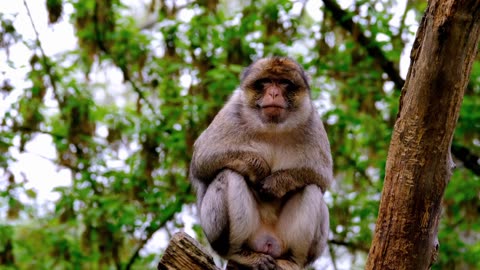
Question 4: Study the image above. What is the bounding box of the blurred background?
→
[1,0,479,269]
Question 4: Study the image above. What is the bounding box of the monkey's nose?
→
[267,87,280,98]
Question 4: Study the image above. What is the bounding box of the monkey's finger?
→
[255,265,272,270]
[257,184,279,201]
[251,254,277,270]
[263,256,278,270]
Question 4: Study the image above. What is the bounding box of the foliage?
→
[0,0,479,269]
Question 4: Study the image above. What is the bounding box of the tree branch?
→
[125,195,186,270]
[451,144,480,176]
[23,0,64,106]
[321,0,405,90]
[366,0,480,267]
[9,124,65,141]
[156,235,369,270]
[322,0,480,177]
[157,231,220,270]
[329,239,370,253]
[127,77,157,115]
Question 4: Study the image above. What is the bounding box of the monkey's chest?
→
[251,141,301,171]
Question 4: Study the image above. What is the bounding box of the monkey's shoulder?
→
[194,110,249,151]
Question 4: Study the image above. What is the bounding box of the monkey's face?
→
[241,57,312,125]
[250,78,297,123]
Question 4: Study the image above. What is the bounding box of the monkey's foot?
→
[227,252,278,270]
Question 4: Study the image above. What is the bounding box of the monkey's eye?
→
[278,79,297,91]
[253,78,272,91]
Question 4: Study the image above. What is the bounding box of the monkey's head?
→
[239,56,313,131]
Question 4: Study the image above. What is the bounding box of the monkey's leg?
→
[276,185,329,269]
[199,169,231,254]
[200,170,277,269]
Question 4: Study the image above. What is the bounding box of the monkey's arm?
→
[191,150,271,184]
[258,168,330,199]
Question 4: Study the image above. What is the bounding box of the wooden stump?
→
[157,232,221,270]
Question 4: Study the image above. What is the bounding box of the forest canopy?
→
[1,0,479,269]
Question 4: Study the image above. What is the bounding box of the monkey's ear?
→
[240,65,252,82]
[241,56,264,82]
[303,72,312,89]
[294,60,311,90]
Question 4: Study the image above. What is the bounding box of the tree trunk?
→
[366,1,480,270]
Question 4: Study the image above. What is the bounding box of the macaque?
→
[189,56,334,270]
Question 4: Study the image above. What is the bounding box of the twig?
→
[327,241,339,270]
[23,0,64,106]
[124,195,185,270]
[328,239,370,253]
[394,0,412,43]
[9,124,65,140]
[451,144,480,176]
[127,78,157,115]
[322,0,405,90]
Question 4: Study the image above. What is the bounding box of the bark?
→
[366,1,480,270]
[157,232,220,270]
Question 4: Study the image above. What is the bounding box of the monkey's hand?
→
[223,152,271,183]
[259,168,324,199]
[193,151,271,184]
[250,254,279,270]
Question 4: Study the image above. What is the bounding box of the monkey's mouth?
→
[261,105,286,118]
